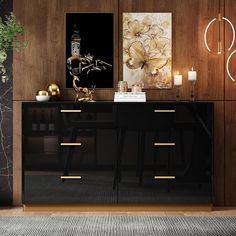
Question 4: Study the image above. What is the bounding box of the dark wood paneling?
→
[119,0,224,101]
[225,101,236,205]
[13,0,118,101]
[225,0,236,100]
[214,102,225,206]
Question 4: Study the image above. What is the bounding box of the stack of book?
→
[114,92,146,102]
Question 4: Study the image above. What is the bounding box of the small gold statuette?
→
[76,87,94,102]
[73,76,94,102]
[47,83,61,100]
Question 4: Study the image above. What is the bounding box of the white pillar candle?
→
[188,67,197,81]
[174,73,182,86]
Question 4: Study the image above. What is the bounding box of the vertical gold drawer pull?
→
[154,109,175,113]
[154,176,175,180]
[60,176,82,180]
[60,143,82,146]
[60,109,82,113]
[154,142,175,146]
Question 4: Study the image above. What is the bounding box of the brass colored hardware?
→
[154,176,175,180]
[154,142,176,146]
[23,203,213,212]
[60,109,82,113]
[60,176,82,180]
[154,109,175,113]
[60,143,82,146]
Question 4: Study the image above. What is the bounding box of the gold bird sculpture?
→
[73,75,94,102]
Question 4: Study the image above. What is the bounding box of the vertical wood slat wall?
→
[12,0,236,206]
[224,0,236,206]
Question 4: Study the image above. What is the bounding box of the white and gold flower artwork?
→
[123,13,172,89]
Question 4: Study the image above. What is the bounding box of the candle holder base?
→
[175,85,181,101]
[189,81,196,102]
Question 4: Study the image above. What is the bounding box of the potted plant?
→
[0,12,25,82]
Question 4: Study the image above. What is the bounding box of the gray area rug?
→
[0,216,235,236]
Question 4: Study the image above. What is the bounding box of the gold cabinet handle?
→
[60,143,82,146]
[154,142,175,146]
[60,109,82,113]
[60,176,82,180]
[154,176,175,180]
[154,109,175,113]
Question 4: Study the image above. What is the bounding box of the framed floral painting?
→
[123,13,172,89]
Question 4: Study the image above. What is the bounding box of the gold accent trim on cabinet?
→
[60,109,82,113]
[60,176,82,180]
[23,204,213,212]
[154,109,175,113]
[154,176,176,180]
[154,142,176,146]
[60,143,82,146]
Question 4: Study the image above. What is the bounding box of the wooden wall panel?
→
[13,0,118,101]
[13,0,224,101]
[225,101,236,205]
[119,0,224,101]
[225,0,236,100]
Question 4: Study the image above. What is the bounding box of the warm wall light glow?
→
[204,18,216,52]
[218,41,222,54]
[226,49,236,82]
[204,17,235,53]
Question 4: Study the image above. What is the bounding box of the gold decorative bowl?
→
[36,95,50,102]
[36,90,50,102]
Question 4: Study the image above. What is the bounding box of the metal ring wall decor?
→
[226,49,236,82]
[204,18,217,53]
[223,17,236,52]
[204,16,235,53]
[204,12,236,82]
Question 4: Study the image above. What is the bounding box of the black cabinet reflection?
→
[23,103,117,203]
[115,103,213,203]
[22,102,213,204]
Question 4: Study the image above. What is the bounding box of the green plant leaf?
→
[0,12,26,82]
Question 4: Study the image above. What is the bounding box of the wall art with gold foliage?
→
[123,13,172,89]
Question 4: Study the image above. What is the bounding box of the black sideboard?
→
[22,102,214,205]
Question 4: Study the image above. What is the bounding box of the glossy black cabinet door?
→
[22,102,117,204]
[116,103,213,203]
[22,102,213,204]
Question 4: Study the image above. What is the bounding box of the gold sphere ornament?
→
[47,83,61,100]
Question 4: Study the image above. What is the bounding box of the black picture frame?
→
[65,13,114,88]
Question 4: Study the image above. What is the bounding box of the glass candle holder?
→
[174,73,182,101]
[175,85,181,101]
[189,80,196,101]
